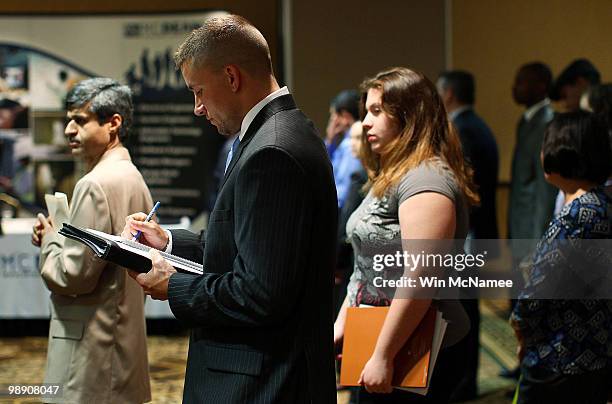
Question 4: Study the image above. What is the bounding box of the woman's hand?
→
[358,353,394,393]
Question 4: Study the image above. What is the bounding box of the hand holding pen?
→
[122,202,169,250]
[132,201,160,241]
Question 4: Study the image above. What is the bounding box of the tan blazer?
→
[40,147,152,404]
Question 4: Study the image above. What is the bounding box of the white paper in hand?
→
[44,192,70,229]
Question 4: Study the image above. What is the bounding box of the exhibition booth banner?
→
[0,234,47,317]
[0,11,227,221]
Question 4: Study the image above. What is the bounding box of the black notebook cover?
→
[59,223,203,274]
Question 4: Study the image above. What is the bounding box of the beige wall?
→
[452,0,612,183]
[452,0,612,237]
[292,0,446,134]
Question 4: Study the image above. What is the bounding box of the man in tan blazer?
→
[32,78,152,404]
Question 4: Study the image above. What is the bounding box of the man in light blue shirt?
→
[325,90,362,209]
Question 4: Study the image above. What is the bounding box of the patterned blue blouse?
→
[511,186,612,375]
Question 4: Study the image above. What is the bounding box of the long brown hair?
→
[359,67,479,206]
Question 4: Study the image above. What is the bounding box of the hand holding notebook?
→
[340,305,447,396]
[59,223,203,275]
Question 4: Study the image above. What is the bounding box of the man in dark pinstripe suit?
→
[124,14,338,403]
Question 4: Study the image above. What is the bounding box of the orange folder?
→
[339,306,436,388]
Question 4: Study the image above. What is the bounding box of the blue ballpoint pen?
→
[132,201,161,242]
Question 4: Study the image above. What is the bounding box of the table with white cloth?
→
[0,218,174,319]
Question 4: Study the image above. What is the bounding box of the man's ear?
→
[108,113,123,139]
[224,65,241,93]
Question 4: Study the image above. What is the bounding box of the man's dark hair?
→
[551,58,601,100]
[331,89,360,121]
[520,62,553,93]
[65,77,134,141]
[542,111,611,183]
[438,70,475,105]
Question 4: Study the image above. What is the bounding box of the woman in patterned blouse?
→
[511,111,612,404]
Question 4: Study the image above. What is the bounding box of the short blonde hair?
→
[174,14,273,77]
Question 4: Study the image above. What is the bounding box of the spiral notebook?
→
[58,223,203,275]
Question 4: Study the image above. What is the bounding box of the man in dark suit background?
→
[499,62,559,381]
[437,70,499,401]
[438,71,499,241]
[509,62,557,244]
[124,14,338,403]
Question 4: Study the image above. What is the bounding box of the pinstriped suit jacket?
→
[168,95,338,403]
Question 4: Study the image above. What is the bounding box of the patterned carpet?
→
[0,301,519,403]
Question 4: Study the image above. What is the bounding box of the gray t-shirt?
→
[345,158,469,346]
